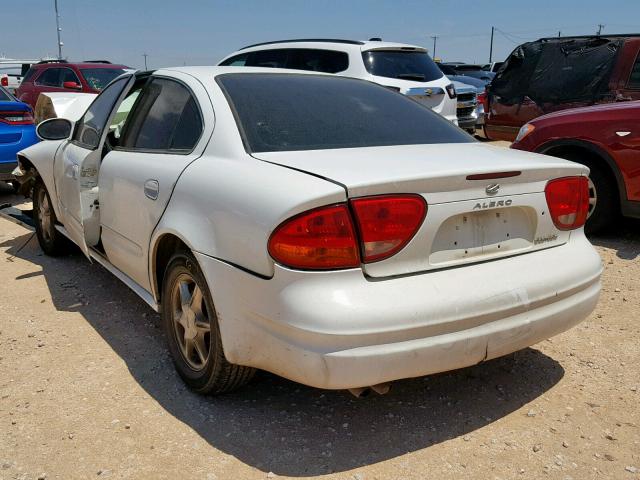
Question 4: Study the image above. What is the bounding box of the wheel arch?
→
[149,229,198,304]
[537,139,626,207]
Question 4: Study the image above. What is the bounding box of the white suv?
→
[219,38,458,125]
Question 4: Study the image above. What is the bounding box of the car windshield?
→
[362,50,444,82]
[218,73,472,153]
[80,68,127,90]
[0,87,13,101]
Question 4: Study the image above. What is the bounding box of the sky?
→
[2,0,640,69]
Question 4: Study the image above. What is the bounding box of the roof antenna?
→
[369,37,382,41]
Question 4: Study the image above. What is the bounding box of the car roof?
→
[234,38,426,54]
[35,61,129,69]
[161,66,337,78]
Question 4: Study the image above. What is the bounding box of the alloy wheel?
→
[37,187,52,242]
[170,273,211,371]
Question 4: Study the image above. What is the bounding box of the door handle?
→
[144,179,159,200]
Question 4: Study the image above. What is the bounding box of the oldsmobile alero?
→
[15,67,602,395]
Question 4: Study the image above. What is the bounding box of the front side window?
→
[120,78,202,152]
[362,50,444,82]
[73,77,129,149]
[218,73,472,153]
[627,53,640,89]
[60,68,81,86]
[80,68,127,91]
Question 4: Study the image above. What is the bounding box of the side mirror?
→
[37,118,73,141]
[63,81,82,90]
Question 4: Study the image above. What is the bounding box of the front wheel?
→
[161,251,255,394]
[33,179,69,256]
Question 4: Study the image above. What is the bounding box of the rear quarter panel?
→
[149,74,347,288]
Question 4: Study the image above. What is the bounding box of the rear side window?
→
[36,68,62,86]
[35,67,80,87]
[221,48,349,73]
[20,68,36,83]
[628,53,640,89]
[218,73,472,153]
[362,50,444,82]
[120,78,203,151]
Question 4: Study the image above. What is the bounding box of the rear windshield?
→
[217,73,472,153]
[362,50,444,82]
[80,68,126,90]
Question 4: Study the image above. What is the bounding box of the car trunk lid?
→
[254,142,588,277]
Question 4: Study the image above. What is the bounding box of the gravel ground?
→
[0,180,639,480]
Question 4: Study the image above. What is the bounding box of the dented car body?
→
[17,67,602,394]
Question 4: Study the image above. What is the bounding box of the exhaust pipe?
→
[348,382,391,398]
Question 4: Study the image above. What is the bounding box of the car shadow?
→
[0,232,565,477]
[589,217,640,260]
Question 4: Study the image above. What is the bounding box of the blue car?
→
[0,85,38,189]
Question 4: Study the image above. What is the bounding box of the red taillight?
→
[351,195,427,262]
[0,110,35,125]
[268,194,428,270]
[0,76,8,87]
[545,176,589,231]
[477,90,489,112]
[268,204,360,270]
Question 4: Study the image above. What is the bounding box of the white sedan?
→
[17,67,602,395]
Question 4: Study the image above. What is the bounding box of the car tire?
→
[33,179,69,256]
[161,250,255,395]
[555,154,618,234]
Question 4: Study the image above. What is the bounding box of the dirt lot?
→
[0,179,639,480]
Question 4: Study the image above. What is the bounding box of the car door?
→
[97,73,213,290]
[53,75,134,256]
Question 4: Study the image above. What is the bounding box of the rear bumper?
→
[196,233,602,389]
[0,125,38,179]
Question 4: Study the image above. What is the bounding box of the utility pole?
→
[489,26,494,63]
[430,35,438,59]
[142,53,148,70]
[597,24,605,35]
[54,0,63,59]
[558,31,562,37]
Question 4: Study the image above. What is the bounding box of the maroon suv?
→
[15,60,129,109]
[511,101,640,233]
[485,35,640,141]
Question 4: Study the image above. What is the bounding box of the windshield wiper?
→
[396,73,426,81]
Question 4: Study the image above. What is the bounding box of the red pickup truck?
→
[485,35,640,142]
[511,101,640,233]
